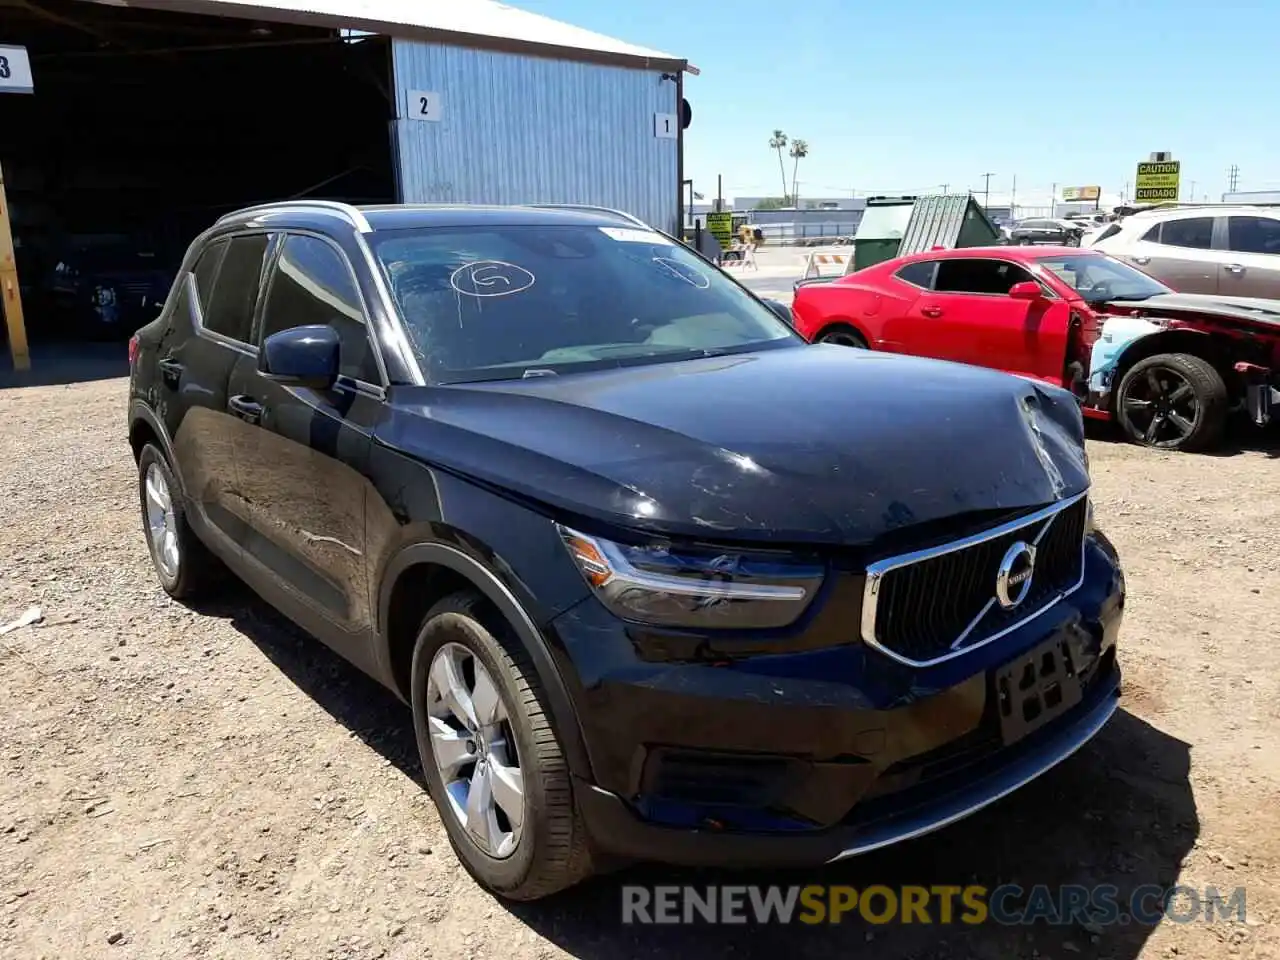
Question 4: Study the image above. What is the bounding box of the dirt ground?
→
[1,376,1278,960]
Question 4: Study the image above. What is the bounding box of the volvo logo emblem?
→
[995,541,1037,609]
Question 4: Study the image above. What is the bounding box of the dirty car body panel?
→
[129,205,1125,872]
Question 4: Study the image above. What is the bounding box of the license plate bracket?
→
[994,635,1084,745]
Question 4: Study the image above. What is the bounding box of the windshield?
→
[1036,253,1171,302]
[371,223,798,383]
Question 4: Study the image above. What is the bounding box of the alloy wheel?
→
[143,463,180,579]
[426,642,525,858]
[1121,365,1199,446]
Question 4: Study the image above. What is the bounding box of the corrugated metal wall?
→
[390,40,679,233]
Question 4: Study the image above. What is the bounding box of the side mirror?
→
[1008,281,1043,301]
[761,298,794,325]
[260,324,340,390]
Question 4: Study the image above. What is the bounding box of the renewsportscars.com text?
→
[621,884,1247,926]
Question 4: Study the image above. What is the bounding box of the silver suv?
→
[1091,204,1280,297]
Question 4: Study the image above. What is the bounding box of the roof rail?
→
[525,203,652,229]
[217,199,372,232]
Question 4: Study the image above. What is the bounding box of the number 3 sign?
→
[407,90,444,122]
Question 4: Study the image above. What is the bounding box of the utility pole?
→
[1050,182,1056,217]
[1188,180,1196,202]
[716,174,723,213]
[1010,174,1017,217]
[1228,164,1240,193]
[979,172,995,210]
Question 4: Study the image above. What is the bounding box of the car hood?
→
[1106,292,1280,330]
[377,346,1090,547]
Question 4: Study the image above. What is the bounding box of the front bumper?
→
[548,534,1125,868]
[576,671,1118,867]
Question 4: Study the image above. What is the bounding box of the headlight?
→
[1085,498,1096,536]
[558,525,824,629]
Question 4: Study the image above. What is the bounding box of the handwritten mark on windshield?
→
[652,257,710,289]
[450,260,536,298]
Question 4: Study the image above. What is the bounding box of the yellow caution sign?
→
[706,211,733,247]
[1135,161,1181,203]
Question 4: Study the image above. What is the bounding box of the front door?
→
[897,257,1071,382]
[1125,215,1219,294]
[227,232,385,667]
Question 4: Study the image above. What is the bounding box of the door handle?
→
[1225,263,1245,274]
[158,357,183,387]
[1131,256,1150,265]
[228,395,264,424]
[921,306,943,318]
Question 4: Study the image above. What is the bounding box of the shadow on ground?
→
[199,583,1198,960]
[0,341,130,389]
[1086,416,1280,459]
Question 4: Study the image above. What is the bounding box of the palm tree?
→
[789,139,810,208]
[768,130,789,202]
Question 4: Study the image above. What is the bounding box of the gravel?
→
[1,377,1278,959]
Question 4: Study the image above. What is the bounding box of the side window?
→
[259,234,381,384]
[191,241,227,312]
[201,234,269,343]
[1226,216,1280,255]
[934,258,1035,295]
[1141,223,1162,243]
[1155,217,1213,250]
[895,261,938,289]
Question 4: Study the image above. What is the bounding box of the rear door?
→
[226,232,384,667]
[159,233,270,557]
[1220,214,1280,298]
[1124,215,1219,293]
[893,257,1072,381]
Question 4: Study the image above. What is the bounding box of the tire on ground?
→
[410,591,594,900]
[136,443,225,599]
[1114,352,1228,452]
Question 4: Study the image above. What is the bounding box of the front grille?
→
[864,496,1089,665]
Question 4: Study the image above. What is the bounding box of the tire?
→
[137,443,225,599]
[411,592,594,901]
[1114,353,1228,452]
[818,325,868,348]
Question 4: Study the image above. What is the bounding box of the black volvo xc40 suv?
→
[128,201,1125,900]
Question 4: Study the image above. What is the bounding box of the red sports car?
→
[790,245,1280,451]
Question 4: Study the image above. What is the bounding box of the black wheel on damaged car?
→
[818,325,868,348]
[410,592,594,900]
[136,443,225,599]
[1115,353,1228,452]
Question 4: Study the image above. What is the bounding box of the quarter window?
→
[259,235,380,384]
[1226,216,1280,255]
[1152,217,1214,250]
[933,258,1037,295]
[201,234,269,343]
[895,261,938,289]
[191,241,227,310]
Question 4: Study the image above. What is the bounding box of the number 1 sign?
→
[653,113,677,139]
[407,90,444,122]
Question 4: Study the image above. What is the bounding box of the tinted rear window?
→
[201,235,269,343]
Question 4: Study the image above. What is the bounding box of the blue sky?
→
[522,0,1278,206]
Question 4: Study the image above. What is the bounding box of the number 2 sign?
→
[407,90,444,122]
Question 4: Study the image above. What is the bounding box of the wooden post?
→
[0,161,31,371]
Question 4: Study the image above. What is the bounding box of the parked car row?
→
[129,200,1125,901]
[791,244,1280,452]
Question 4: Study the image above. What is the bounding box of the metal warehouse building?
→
[0,0,688,352]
